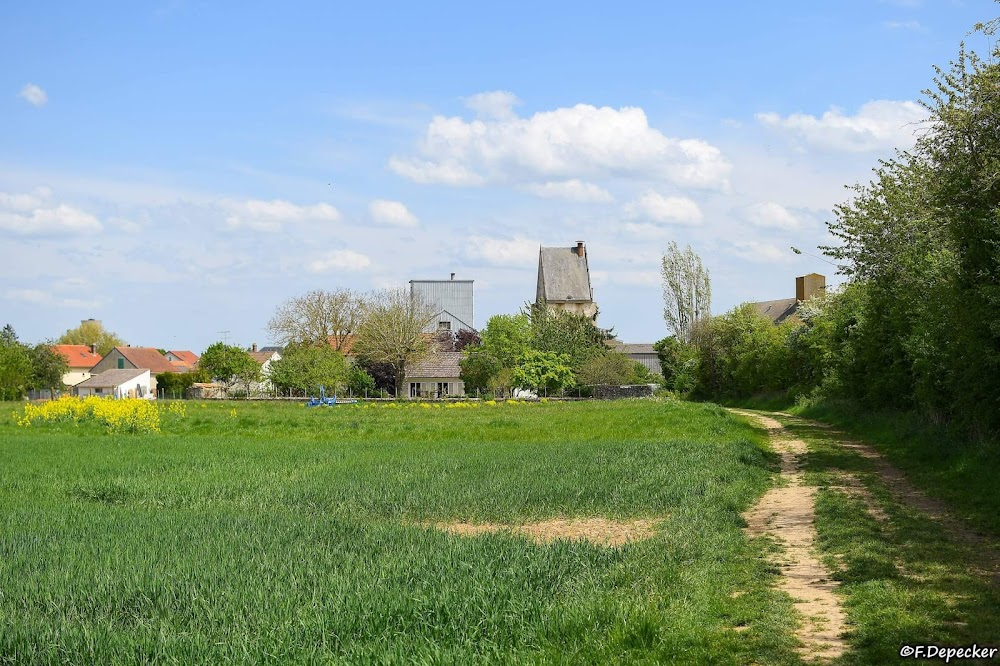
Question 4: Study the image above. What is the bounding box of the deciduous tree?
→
[352,288,435,398]
[661,241,711,344]
[56,320,124,356]
[267,289,362,349]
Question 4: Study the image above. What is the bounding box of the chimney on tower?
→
[576,241,585,257]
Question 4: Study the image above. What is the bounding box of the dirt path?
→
[776,414,1000,583]
[730,409,847,662]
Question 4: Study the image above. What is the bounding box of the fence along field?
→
[0,398,803,664]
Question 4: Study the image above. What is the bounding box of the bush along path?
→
[731,409,1000,664]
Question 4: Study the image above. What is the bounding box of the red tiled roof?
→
[116,347,179,373]
[168,350,199,367]
[248,351,277,364]
[52,345,102,369]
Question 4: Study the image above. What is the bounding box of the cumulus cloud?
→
[465,235,539,267]
[463,90,521,120]
[18,83,47,107]
[0,187,102,235]
[306,249,372,273]
[523,179,614,203]
[224,198,340,232]
[369,199,419,227]
[756,100,926,152]
[746,202,799,230]
[623,191,703,226]
[391,99,731,189]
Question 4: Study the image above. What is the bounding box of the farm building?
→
[536,242,598,320]
[752,274,826,324]
[75,369,152,399]
[609,342,662,376]
[406,351,464,398]
[52,344,102,387]
[410,274,475,333]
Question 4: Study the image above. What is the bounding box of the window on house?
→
[410,382,421,398]
[117,358,124,369]
[437,321,451,331]
[94,388,103,394]
[437,382,449,397]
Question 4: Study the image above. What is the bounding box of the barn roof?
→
[76,368,147,388]
[407,351,463,379]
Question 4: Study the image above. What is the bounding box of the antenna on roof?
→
[218,330,230,344]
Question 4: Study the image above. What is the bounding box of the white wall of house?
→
[407,378,465,398]
[76,370,153,400]
[61,370,92,387]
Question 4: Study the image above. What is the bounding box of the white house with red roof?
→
[52,344,103,387]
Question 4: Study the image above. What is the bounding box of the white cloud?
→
[306,249,371,273]
[746,202,799,230]
[756,100,926,152]
[224,198,340,232]
[465,235,539,267]
[391,99,731,189]
[523,179,614,203]
[883,20,924,31]
[0,188,102,235]
[4,288,100,309]
[463,90,521,120]
[18,83,47,107]
[369,199,419,227]
[729,241,794,264]
[623,191,702,225]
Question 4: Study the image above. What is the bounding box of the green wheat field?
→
[0,399,802,664]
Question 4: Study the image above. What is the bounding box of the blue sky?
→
[2,1,996,351]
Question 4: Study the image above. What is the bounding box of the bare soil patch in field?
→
[424,517,662,546]
[731,409,848,662]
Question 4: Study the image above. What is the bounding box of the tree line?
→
[657,22,1000,436]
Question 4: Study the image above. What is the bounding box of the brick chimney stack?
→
[796,274,826,302]
[252,343,258,352]
[576,241,585,257]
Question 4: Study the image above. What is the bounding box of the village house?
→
[752,274,826,324]
[52,344,103,387]
[164,350,200,371]
[536,241,598,320]
[75,369,153,400]
[406,351,465,398]
[89,347,189,396]
[248,344,282,395]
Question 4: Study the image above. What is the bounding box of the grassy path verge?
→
[736,409,1000,665]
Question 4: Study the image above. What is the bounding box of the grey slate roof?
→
[611,342,657,355]
[753,298,799,324]
[407,352,463,379]
[537,247,592,303]
[76,369,147,388]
